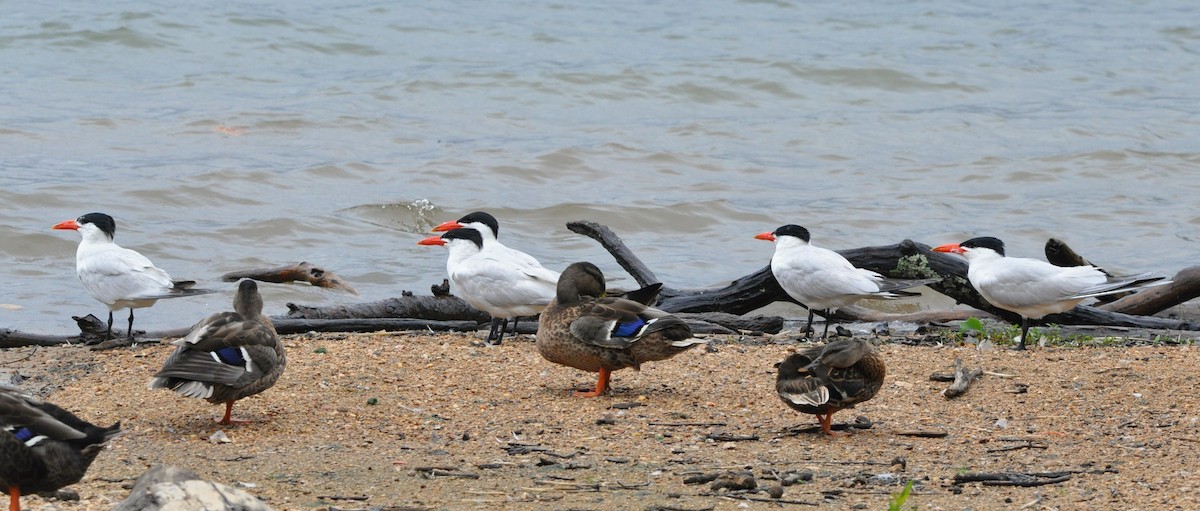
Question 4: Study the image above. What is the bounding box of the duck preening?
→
[776,338,885,436]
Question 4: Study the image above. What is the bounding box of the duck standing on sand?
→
[536,262,705,397]
[51,212,215,341]
[776,338,885,436]
[149,279,284,425]
[1,385,121,511]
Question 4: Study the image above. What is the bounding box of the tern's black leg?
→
[127,309,136,341]
[492,317,507,345]
[105,311,114,341]
[485,317,504,345]
[1016,318,1029,351]
[820,310,831,340]
[804,309,815,339]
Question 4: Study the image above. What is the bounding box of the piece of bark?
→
[273,318,480,334]
[565,221,660,287]
[1044,238,1093,268]
[1045,238,1122,303]
[285,295,490,322]
[222,261,358,295]
[1098,266,1200,317]
[676,312,784,334]
[0,329,79,348]
[942,358,983,399]
[952,471,1072,487]
[895,430,949,438]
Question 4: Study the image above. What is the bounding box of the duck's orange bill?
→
[432,220,463,232]
[417,235,446,246]
[754,232,776,241]
[931,243,964,254]
[52,219,80,230]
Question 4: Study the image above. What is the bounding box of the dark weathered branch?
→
[941,358,983,399]
[222,262,358,294]
[1098,266,1200,317]
[566,221,660,287]
[569,224,1198,332]
[0,330,78,348]
[9,223,1198,348]
[284,295,490,322]
[273,318,480,334]
[953,471,1072,487]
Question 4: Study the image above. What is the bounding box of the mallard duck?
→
[419,227,559,345]
[756,224,937,339]
[536,262,705,397]
[148,279,284,425]
[776,338,885,436]
[933,237,1167,350]
[1,385,121,511]
[51,212,215,341]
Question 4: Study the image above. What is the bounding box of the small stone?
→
[767,484,784,499]
[711,471,756,492]
[209,430,231,444]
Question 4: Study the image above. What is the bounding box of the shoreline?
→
[4,330,1200,510]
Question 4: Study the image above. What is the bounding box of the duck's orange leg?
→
[819,409,844,436]
[216,400,248,425]
[9,485,20,511]
[573,368,611,397]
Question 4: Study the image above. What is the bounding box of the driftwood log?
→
[221,262,358,294]
[940,358,983,399]
[5,222,1199,348]
[566,221,1199,332]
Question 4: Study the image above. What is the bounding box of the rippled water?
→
[2,1,1198,334]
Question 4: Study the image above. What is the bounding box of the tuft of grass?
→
[888,480,915,511]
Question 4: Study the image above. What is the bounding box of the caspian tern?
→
[51,212,215,341]
[432,211,556,279]
[932,236,1167,350]
[756,224,938,339]
[148,279,283,425]
[418,227,559,345]
[537,262,705,397]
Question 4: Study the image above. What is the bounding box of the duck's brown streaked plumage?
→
[776,338,885,436]
[148,279,284,425]
[1,386,120,511]
[537,262,705,397]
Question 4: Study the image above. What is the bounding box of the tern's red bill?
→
[417,235,447,246]
[931,243,964,254]
[432,220,463,232]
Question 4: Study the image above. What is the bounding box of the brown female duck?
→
[537,262,705,397]
[148,279,284,425]
[776,338,885,435]
[1,385,120,511]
